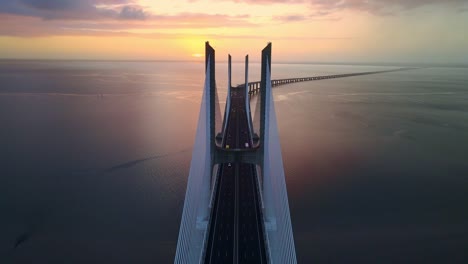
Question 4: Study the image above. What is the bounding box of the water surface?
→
[0,61,467,263]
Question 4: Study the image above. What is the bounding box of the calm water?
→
[0,61,467,263]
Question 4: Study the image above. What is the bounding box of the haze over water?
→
[1,61,467,263]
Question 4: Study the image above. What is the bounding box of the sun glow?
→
[0,0,466,63]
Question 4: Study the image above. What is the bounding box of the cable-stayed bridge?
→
[175,42,412,264]
[174,42,295,264]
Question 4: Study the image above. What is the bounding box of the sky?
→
[0,0,467,64]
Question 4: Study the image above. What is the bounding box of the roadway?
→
[204,86,267,264]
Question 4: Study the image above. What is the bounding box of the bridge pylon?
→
[175,42,297,264]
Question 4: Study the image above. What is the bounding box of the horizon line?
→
[0,58,467,68]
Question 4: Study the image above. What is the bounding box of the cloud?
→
[272,13,342,23]
[274,15,307,22]
[118,5,147,20]
[21,0,86,11]
[0,0,149,20]
[0,12,254,37]
[0,13,349,41]
[213,0,468,15]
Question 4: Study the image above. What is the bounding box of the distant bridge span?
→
[244,67,414,94]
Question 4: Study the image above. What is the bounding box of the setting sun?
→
[192,53,203,58]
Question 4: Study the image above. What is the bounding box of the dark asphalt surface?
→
[204,86,267,264]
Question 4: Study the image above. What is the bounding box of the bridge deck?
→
[204,86,267,264]
[245,67,414,95]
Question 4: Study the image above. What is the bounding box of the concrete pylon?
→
[174,42,219,264]
[258,43,297,263]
